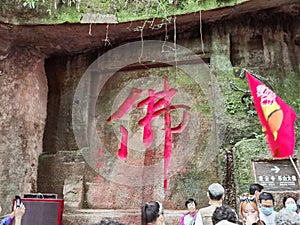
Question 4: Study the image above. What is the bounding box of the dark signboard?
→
[252,159,300,191]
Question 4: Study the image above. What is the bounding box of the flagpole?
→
[289,155,300,179]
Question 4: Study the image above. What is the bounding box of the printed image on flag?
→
[246,71,297,158]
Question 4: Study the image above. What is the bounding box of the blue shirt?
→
[0,216,13,225]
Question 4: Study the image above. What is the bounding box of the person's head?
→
[212,205,238,225]
[208,183,225,202]
[275,207,300,225]
[259,192,275,216]
[283,195,297,212]
[92,218,126,225]
[185,198,197,214]
[239,196,259,222]
[249,184,264,202]
[141,201,165,225]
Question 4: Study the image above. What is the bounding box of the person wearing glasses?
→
[141,201,165,225]
[258,192,277,225]
[181,198,199,225]
[239,194,265,225]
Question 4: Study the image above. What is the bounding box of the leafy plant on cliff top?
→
[10,0,249,24]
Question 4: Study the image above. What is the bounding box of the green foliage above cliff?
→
[1,0,249,24]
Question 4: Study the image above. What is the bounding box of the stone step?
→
[63,209,187,225]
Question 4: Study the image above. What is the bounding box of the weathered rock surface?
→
[0,49,47,212]
[0,1,299,224]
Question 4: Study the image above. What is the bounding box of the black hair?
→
[209,192,223,201]
[249,183,264,195]
[141,201,163,225]
[212,205,238,225]
[92,218,126,225]
[259,192,274,204]
[185,198,197,208]
[208,192,223,201]
[282,195,297,207]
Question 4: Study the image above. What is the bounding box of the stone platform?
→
[63,209,186,225]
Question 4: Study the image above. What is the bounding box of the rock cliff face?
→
[0,48,47,209]
[0,1,299,224]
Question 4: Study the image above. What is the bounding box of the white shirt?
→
[184,214,196,225]
[194,211,204,225]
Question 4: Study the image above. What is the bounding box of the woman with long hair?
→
[239,194,265,225]
[141,201,165,225]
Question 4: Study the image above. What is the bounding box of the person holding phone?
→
[0,196,26,225]
[14,203,26,225]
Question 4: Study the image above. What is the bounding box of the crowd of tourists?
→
[95,183,300,225]
[2,183,299,225]
[141,183,300,225]
[178,183,300,225]
[99,183,300,225]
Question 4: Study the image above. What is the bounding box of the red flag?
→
[246,71,297,158]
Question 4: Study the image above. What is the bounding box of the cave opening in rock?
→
[38,51,99,196]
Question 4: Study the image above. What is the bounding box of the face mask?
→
[286,204,297,212]
[261,207,273,216]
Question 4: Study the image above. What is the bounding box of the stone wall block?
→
[63,175,84,209]
[85,182,143,209]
